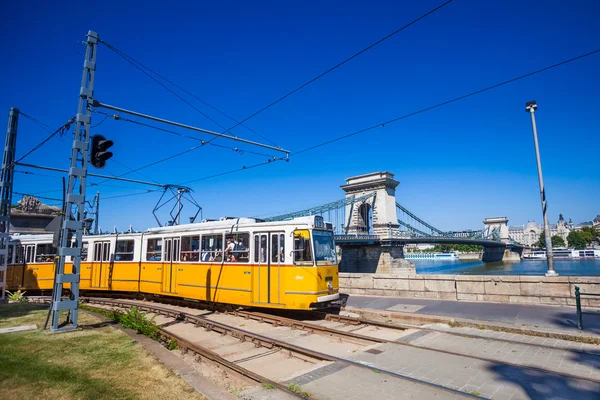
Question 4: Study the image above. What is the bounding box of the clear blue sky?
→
[1,0,599,232]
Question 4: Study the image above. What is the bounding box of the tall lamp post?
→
[526,100,558,277]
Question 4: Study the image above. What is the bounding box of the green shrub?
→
[112,307,159,339]
[6,290,28,303]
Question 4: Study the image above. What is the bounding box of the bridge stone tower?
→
[338,172,414,274]
[341,172,400,239]
[483,217,510,243]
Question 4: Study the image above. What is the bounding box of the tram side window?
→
[271,234,285,263]
[82,242,88,262]
[146,239,162,261]
[116,240,135,261]
[15,246,23,264]
[181,235,200,262]
[201,234,223,262]
[293,230,313,264]
[7,245,13,265]
[224,233,249,263]
[25,245,35,263]
[36,243,56,263]
[253,234,268,263]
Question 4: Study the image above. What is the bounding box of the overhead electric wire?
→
[178,48,600,186]
[92,110,274,158]
[97,39,280,147]
[13,114,74,166]
[214,0,454,136]
[88,110,277,184]
[292,48,600,156]
[13,191,62,202]
[103,190,161,200]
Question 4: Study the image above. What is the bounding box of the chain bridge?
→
[264,172,523,273]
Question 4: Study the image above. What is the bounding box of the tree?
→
[551,235,565,247]
[536,231,546,248]
[536,232,565,248]
[567,231,587,250]
[580,226,600,245]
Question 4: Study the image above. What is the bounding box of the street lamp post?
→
[526,100,557,277]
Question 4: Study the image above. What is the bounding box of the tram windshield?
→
[313,230,337,264]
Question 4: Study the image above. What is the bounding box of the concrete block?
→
[438,291,458,300]
[455,275,485,282]
[587,298,600,308]
[484,280,521,295]
[498,276,521,283]
[520,282,540,296]
[373,276,410,291]
[424,279,455,293]
[569,277,600,284]
[538,296,568,306]
[571,283,600,295]
[457,281,485,294]
[538,283,571,297]
[508,295,541,304]
[408,279,425,292]
[484,294,510,302]
[519,276,544,283]
[457,293,485,301]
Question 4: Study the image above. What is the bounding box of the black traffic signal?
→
[90,135,114,169]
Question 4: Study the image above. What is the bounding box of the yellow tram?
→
[6,215,340,310]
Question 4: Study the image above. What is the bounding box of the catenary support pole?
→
[50,31,99,332]
[0,108,19,301]
[94,191,99,235]
[526,100,557,277]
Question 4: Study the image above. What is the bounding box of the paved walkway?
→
[346,295,600,335]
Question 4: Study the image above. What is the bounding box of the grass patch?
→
[0,303,205,400]
[287,383,311,398]
[261,382,276,390]
[468,390,482,396]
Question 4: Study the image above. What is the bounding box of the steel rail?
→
[156,328,306,399]
[83,297,482,399]
[92,101,289,155]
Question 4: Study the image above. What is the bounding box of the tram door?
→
[91,241,111,288]
[253,232,283,305]
[162,238,180,293]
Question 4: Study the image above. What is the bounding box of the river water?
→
[413,258,600,276]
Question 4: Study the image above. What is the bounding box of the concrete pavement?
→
[346,295,600,336]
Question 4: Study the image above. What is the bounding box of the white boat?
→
[523,249,600,259]
[405,252,459,260]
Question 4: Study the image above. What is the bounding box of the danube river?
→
[413,258,600,276]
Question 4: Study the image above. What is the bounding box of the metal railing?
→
[574,286,600,330]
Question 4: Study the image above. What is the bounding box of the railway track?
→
[96,296,600,386]
[79,297,483,399]
[31,295,600,399]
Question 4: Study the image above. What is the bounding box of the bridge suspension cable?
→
[262,192,375,223]
[396,202,446,236]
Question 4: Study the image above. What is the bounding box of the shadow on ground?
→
[490,364,600,399]
[0,303,46,320]
[551,311,600,335]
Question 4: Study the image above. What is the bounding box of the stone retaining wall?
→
[340,273,600,307]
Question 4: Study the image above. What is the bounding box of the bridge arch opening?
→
[357,203,373,234]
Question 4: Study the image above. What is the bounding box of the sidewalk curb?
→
[81,310,237,400]
[346,306,600,345]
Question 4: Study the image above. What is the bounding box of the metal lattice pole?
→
[0,108,19,301]
[50,31,98,331]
